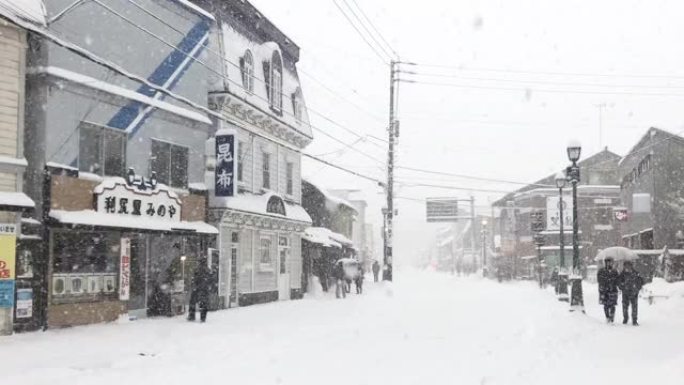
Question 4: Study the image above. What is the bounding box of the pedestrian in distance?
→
[188,257,211,322]
[372,260,380,282]
[355,264,364,294]
[618,261,644,326]
[597,256,620,323]
[333,260,346,299]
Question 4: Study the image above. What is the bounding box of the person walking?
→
[597,257,620,323]
[618,261,644,326]
[188,258,210,322]
[333,260,346,299]
[372,260,380,282]
[354,264,365,294]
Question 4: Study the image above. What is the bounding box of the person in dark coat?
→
[618,261,644,326]
[597,257,620,323]
[188,258,211,322]
[372,261,380,282]
[354,265,364,294]
[333,260,346,299]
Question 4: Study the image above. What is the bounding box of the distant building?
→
[492,148,622,278]
[328,189,369,264]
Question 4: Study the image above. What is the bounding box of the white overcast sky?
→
[250,0,684,264]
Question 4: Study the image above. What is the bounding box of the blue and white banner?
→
[215,130,237,197]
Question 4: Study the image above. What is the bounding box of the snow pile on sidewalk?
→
[642,277,684,299]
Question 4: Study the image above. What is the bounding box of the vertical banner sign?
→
[0,223,16,310]
[215,130,237,197]
[119,237,131,300]
[15,288,32,318]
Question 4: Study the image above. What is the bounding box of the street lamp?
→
[481,219,488,277]
[555,172,569,301]
[566,140,584,311]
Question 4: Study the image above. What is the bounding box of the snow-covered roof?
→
[0,0,45,26]
[94,177,181,201]
[0,192,34,209]
[29,66,212,126]
[303,179,358,214]
[218,24,312,137]
[212,192,312,224]
[50,210,218,234]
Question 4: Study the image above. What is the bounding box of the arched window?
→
[240,50,254,93]
[266,195,286,216]
[269,51,283,111]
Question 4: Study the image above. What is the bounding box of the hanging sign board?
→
[215,129,237,197]
[0,223,16,280]
[426,198,459,222]
[119,237,131,301]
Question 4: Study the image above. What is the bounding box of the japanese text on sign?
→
[119,238,131,301]
[96,182,181,222]
[215,130,237,197]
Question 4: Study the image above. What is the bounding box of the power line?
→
[402,79,684,98]
[402,70,684,90]
[331,0,390,65]
[340,0,394,60]
[413,62,684,81]
[348,0,399,58]
[397,166,554,188]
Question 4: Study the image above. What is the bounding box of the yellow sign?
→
[0,233,16,280]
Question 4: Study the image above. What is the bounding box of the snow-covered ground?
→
[2,270,684,385]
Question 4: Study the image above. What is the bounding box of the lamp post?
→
[481,219,488,277]
[555,172,569,302]
[566,141,584,311]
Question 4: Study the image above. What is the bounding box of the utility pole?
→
[383,60,397,281]
[470,196,476,271]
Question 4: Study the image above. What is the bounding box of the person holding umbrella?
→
[618,261,644,326]
[597,256,619,323]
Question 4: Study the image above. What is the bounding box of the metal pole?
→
[470,197,476,272]
[570,163,584,311]
[383,61,396,281]
[482,229,486,277]
[557,186,568,301]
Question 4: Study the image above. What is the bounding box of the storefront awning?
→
[303,227,354,248]
[0,192,35,212]
[212,192,312,224]
[50,210,218,234]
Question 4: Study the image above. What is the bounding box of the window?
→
[269,51,283,111]
[262,152,271,189]
[240,50,254,93]
[286,161,294,195]
[151,140,189,188]
[237,141,244,182]
[266,195,286,216]
[79,123,125,176]
[292,88,303,122]
[260,237,272,264]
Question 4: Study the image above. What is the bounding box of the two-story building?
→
[198,0,313,307]
[23,0,219,329]
[492,148,622,279]
[0,0,43,335]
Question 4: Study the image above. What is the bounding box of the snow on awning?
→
[29,67,212,126]
[303,227,354,248]
[303,227,342,248]
[212,192,312,224]
[50,210,218,234]
[0,192,35,211]
[302,179,357,214]
[0,0,46,26]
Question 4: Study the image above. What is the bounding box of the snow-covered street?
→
[2,270,683,385]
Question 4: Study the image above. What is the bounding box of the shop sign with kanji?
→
[215,129,237,197]
[95,180,182,222]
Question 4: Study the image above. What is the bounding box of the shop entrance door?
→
[128,235,148,318]
[278,236,290,301]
